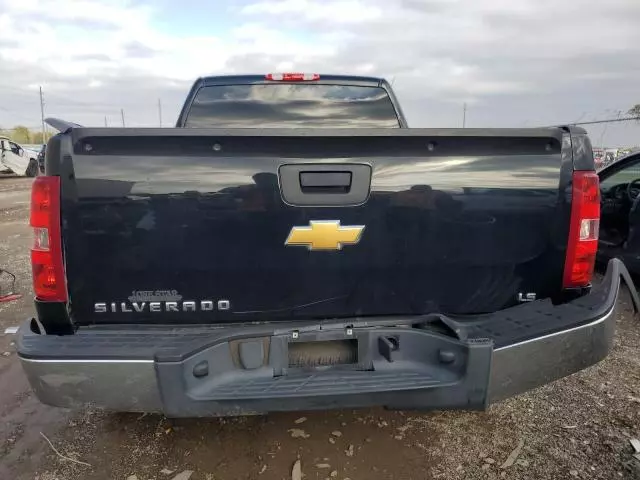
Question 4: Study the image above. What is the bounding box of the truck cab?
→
[176,74,409,128]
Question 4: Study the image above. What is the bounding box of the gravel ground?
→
[0,175,639,480]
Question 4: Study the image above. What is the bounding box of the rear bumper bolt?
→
[193,360,209,378]
[438,349,456,364]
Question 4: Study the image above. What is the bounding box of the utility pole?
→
[158,98,163,127]
[120,109,125,127]
[39,86,45,142]
[462,102,467,128]
[104,116,108,127]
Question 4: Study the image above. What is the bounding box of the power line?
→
[568,116,640,126]
[0,85,93,108]
[598,110,622,146]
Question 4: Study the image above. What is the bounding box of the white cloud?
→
[0,0,337,126]
[4,0,153,26]
[0,0,639,144]
[241,0,383,24]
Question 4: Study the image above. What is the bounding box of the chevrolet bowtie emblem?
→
[285,221,365,251]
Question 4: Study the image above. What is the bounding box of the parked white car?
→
[0,137,39,177]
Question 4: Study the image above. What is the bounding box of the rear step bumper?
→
[16,259,637,417]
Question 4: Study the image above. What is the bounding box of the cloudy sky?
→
[0,0,639,145]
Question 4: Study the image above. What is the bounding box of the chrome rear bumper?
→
[17,259,636,416]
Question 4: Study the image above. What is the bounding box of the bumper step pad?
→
[202,370,442,400]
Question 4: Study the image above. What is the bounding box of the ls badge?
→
[285,220,365,251]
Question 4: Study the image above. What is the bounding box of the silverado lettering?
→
[94,300,230,313]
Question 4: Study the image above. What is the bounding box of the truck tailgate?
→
[58,128,569,325]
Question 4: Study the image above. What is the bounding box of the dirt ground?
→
[0,174,639,480]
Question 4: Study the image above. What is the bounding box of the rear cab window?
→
[184,84,401,128]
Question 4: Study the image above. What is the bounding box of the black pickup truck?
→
[16,74,639,417]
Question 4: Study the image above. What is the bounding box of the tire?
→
[26,159,38,177]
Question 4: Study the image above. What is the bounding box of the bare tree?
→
[12,126,31,144]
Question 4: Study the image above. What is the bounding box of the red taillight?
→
[265,73,320,81]
[563,171,600,288]
[30,176,67,301]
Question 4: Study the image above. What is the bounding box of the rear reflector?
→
[265,73,320,81]
[563,171,600,288]
[30,176,67,301]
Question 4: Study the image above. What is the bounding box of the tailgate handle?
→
[279,164,371,206]
[299,171,352,193]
